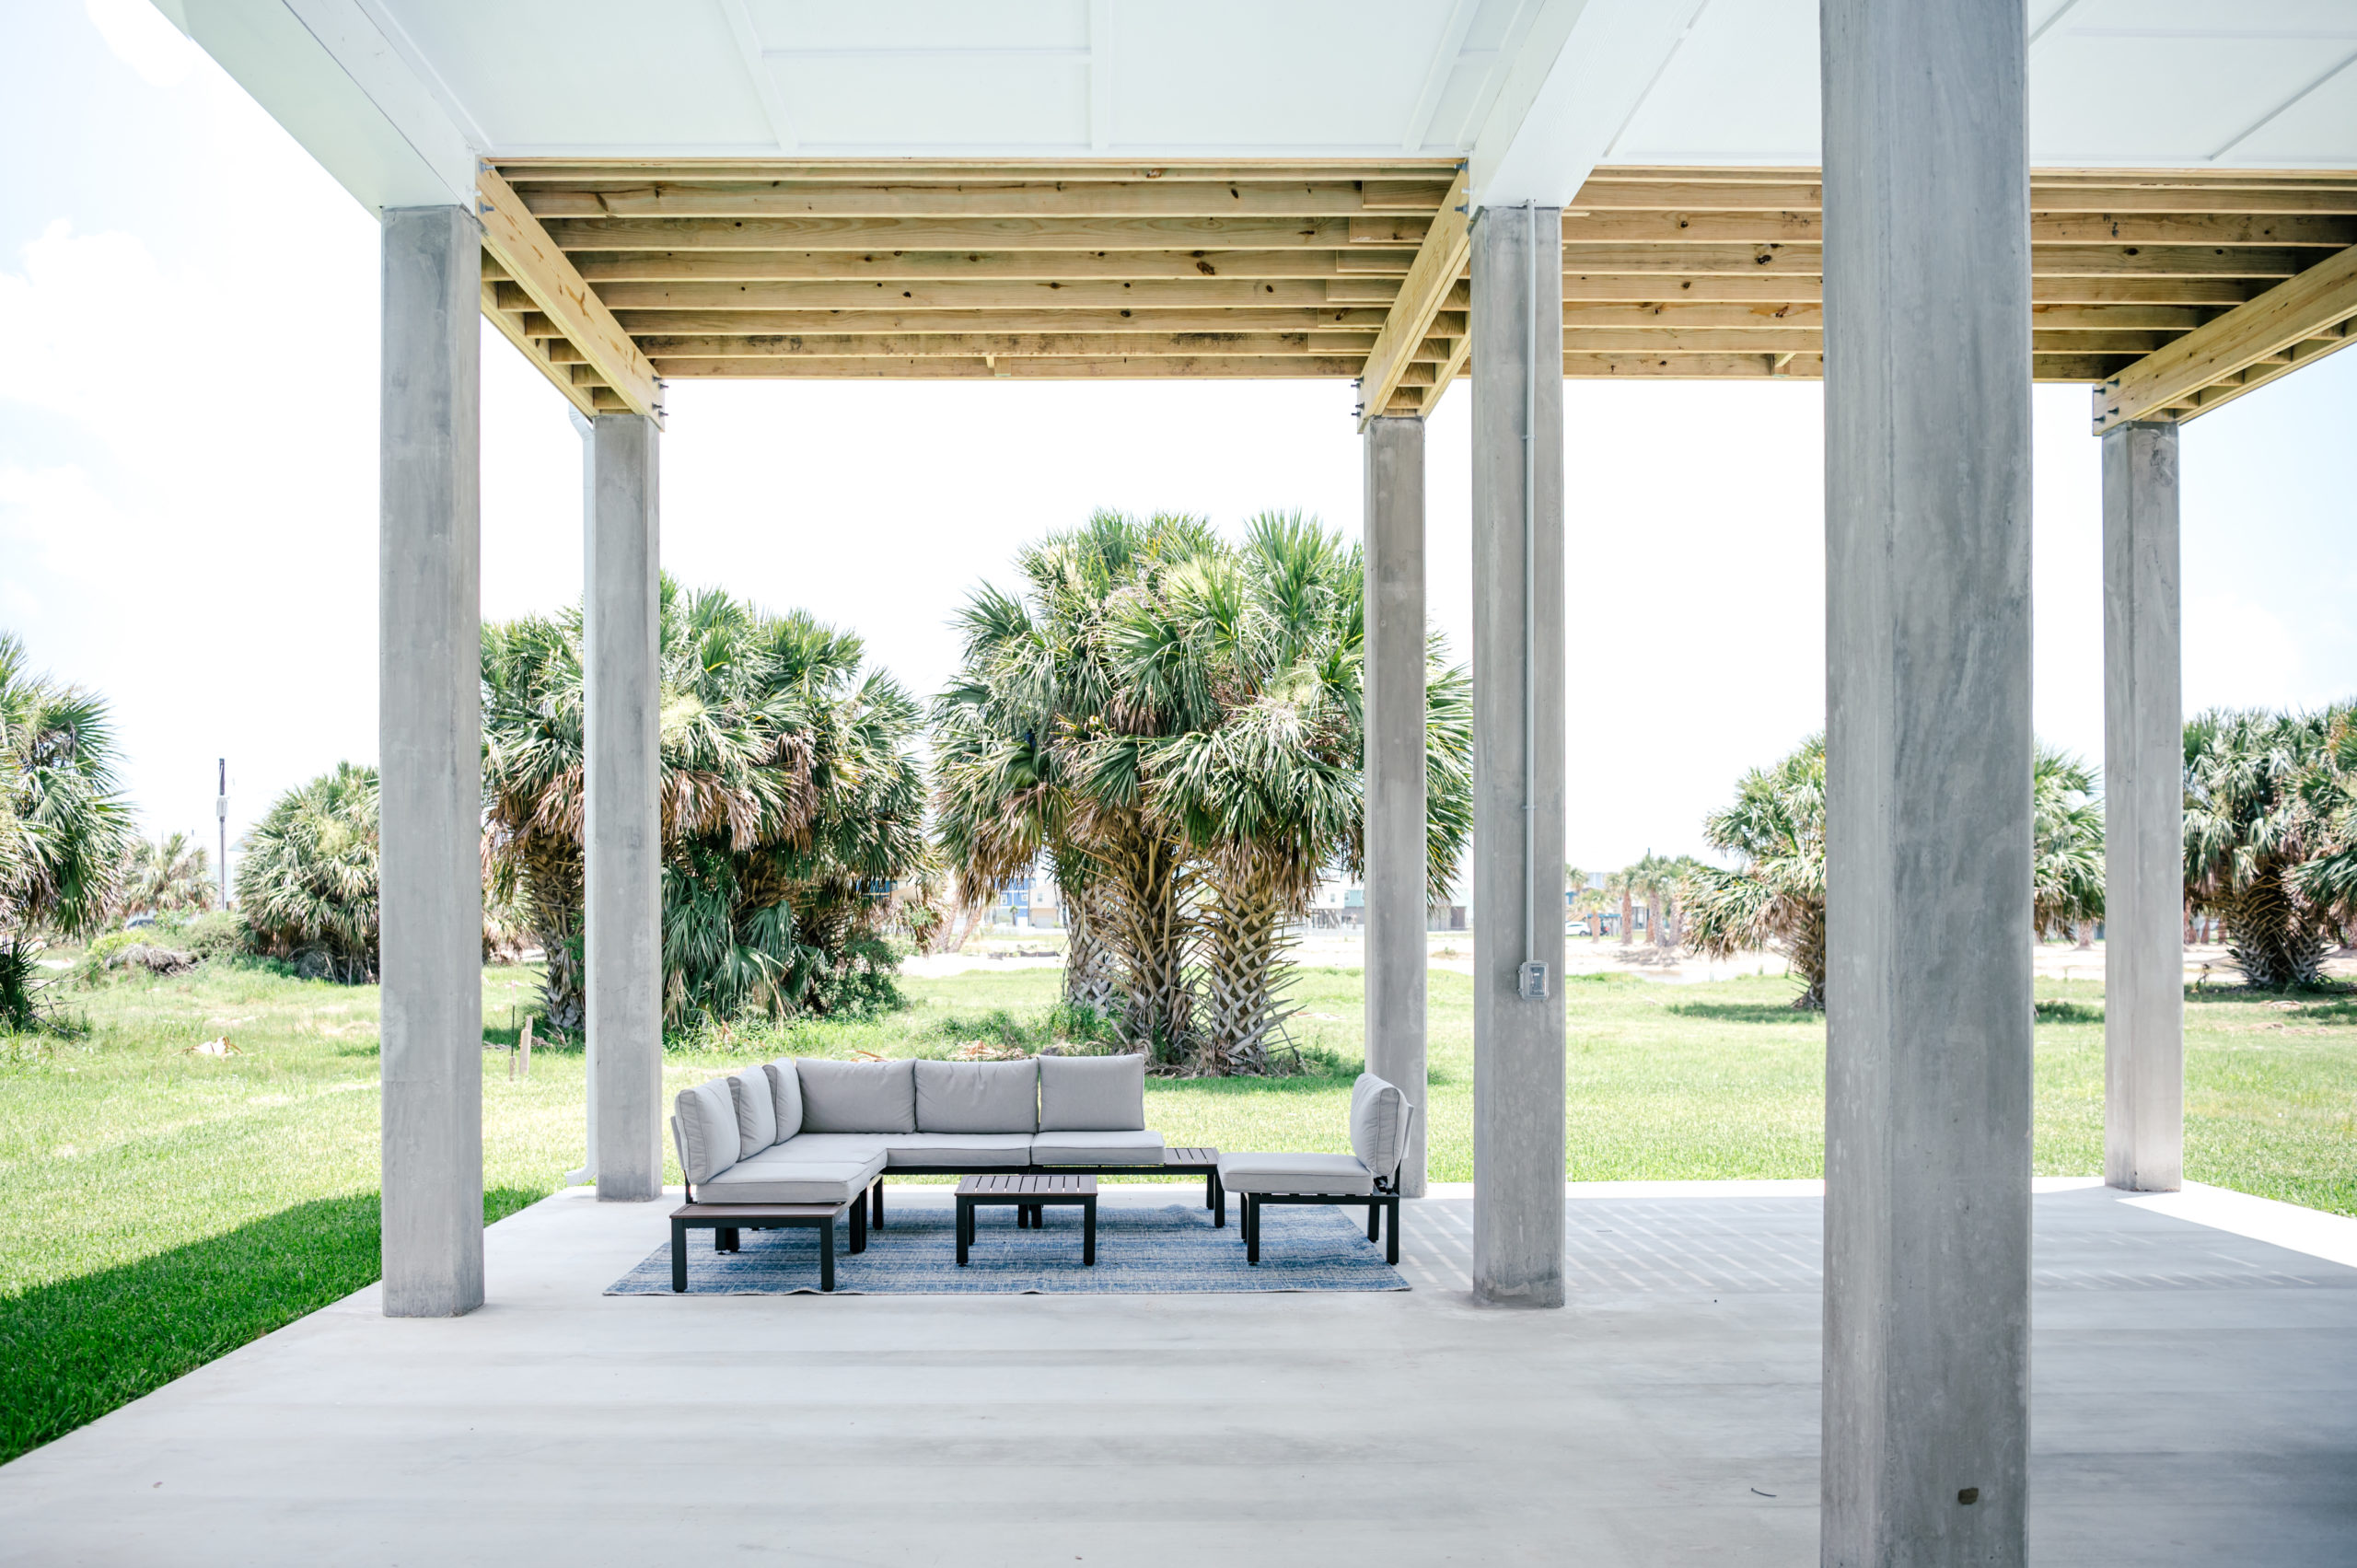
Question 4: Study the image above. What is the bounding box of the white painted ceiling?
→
[362,0,2357,167]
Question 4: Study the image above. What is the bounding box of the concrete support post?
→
[1469,205,1566,1308]
[2103,420,2184,1192]
[1820,1,2033,1561]
[1363,414,1429,1198]
[377,206,484,1318]
[586,414,665,1202]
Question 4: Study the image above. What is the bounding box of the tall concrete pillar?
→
[586,413,665,1202]
[1469,204,1566,1309]
[378,205,484,1318]
[2103,421,2183,1192]
[1363,414,1429,1197]
[1820,1,2033,1562]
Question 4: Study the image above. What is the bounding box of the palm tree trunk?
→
[2219,868,2329,989]
[1088,829,1194,1063]
[1620,890,1634,946]
[1789,904,1828,1010]
[1194,859,1293,1075]
[1060,884,1120,1018]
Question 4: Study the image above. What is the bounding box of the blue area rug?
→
[609,1202,1409,1295]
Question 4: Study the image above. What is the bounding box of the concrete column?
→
[2103,421,2184,1192]
[586,414,665,1202]
[377,205,484,1318]
[1820,1,2033,1562]
[1469,204,1567,1309]
[1363,414,1429,1198]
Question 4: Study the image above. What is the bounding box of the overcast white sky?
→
[4,0,2353,883]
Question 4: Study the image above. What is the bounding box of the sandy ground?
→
[908,933,2357,987]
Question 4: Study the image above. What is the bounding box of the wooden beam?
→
[478,273,595,418]
[584,307,1398,336]
[1416,331,1475,419]
[619,331,1383,359]
[517,181,1451,220]
[2096,242,2357,428]
[1553,244,2311,279]
[557,278,1345,312]
[494,160,1463,184]
[1557,274,2260,307]
[646,354,1374,380]
[1552,213,2352,248]
[542,215,1354,251]
[475,165,660,421]
[570,250,1393,284]
[1356,166,1470,430]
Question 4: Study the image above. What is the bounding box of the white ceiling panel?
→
[747,0,1089,52]
[771,53,1092,150]
[1109,1,1451,148]
[2033,34,2354,164]
[1608,0,1822,165]
[2231,53,2357,163]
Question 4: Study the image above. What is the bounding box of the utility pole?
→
[216,759,228,910]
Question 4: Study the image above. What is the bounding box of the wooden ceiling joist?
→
[470,159,2357,406]
[2095,242,2357,428]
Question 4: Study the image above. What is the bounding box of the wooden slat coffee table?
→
[956,1173,1097,1266]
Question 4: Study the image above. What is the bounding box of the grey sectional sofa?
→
[670,1053,1211,1223]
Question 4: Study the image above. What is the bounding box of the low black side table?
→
[956,1173,1097,1266]
[669,1199,863,1293]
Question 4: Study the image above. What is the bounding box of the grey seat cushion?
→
[761,1058,805,1140]
[876,1132,1034,1167]
[796,1057,917,1133]
[1038,1053,1146,1132]
[672,1079,742,1183]
[1029,1128,1166,1167]
[728,1069,778,1160]
[915,1058,1039,1133]
[1347,1072,1411,1186]
[1217,1151,1375,1197]
[764,1132,891,1166]
[695,1149,880,1207]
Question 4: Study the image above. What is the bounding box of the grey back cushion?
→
[1349,1072,1411,1183]
[675,1078,742,1184]
[1039,1053,1146,1132]
[915,1059,1039,1133]
[762,1058,805,1140]
[796,1057,918,1134]
[728,1070,778,1160]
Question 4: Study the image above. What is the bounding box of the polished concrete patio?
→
[1,1179,2351,1566]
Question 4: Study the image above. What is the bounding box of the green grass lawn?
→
[2,956,2351,1463]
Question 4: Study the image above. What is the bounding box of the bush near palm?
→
[935,509,1472,1074]
[236,762,380,981]
[0,633,134,1028]
[482,580,927,1031]
[110,831,215,921]
[2184,705,2351,990]
[1685,736,2105,1009]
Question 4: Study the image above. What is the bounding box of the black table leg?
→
[671,1217,689,1293]
[872,1179,885,1230]
[956,1197,971,1265]
[1367,1202,1381,1242]
[1386,1195,1400,1265]
[819,1215,835,1292]
[716,1225,740,1253]
[1213,1173,1226,1228]
[1083,1197,1097,1266]
[1246,1196,1260,1263]
[850,1193,867,1254]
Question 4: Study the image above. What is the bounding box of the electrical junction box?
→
[1517,960,1549,1001]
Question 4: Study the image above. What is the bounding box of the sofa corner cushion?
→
[728,1069,779,1160]
[1348,1072,1411,1184]
[674,1078,743,1184]
[879,1132,1035,1167]
[1038,1053,1146,1132]
[761,1058,805,1140]
[796,1057,917,1133]
[1216,1151,1375,1197]
[695,1154,877,1207]
[915,1058,1039,1134]
[1028,1128,1166,1167]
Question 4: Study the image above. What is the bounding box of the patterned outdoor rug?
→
[609,1201,1410,1295]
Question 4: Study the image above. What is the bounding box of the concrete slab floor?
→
[1,1182,2351,1567]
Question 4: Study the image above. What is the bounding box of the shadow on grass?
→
[1661,1000,1819,1025]
[0,1183,545,1465]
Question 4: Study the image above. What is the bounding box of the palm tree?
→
[483,580,927,1028]
[0,635,134,1028]
[1686,736,2104,1010]
[2184,706,2340,989]
[113,831,215,920]
[2290,705,2357,936]
[238,762,380,981]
